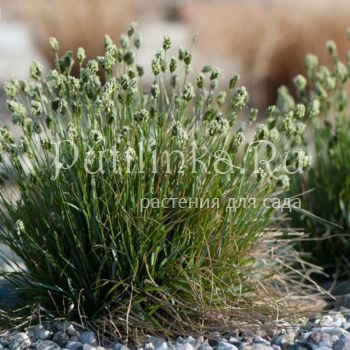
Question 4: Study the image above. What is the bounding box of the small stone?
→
[155,342,168,350]
[332,315,347,328]
[252,344,272,350]
[333,339,350,350]
[53,331,69,347]
[33,340,60,350]
[144,344,154,350]
[0,334,9,348]
[307,333,322,344]
[110,344,129,350]
[83,345,97,350]
[272,335,289,349]
[71,337,80,342]
[197,340,212,350]
[253,338,271,346]
[9,333,31,350]
[53,322,78,337]
[287,343,316,350]
[66,341,83,350]
[147,337,165,349]
[239,345,253,350]
[79,332,97,347]
[26,327,37,342]
[217,340,239,350]
[186,337,196,345]
[331,335,340,343]
[183,344,194,350]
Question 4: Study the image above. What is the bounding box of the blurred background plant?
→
[288,35,350,280]
[0,24,321,341]
[179,0,350,107]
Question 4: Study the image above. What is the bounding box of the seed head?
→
[128,22,137,37]
[124,146,136,163]
[233,131,245,148]
[120,34,130,49]
[135,108,149,123]
[277,175,290,190]
[293,74,307,92]
[77,47,86,65]
[169,57,177,73]
[210,68,222,81]
[15,220,25,235]
[91,130,104,143]
[336,62,348,83]
[49,37,59,53]
[87,60,99,75]
[326,40,337,56]
[31,100,42,117]
[217,92,227,107]
[162,36,172,51]
[30,61,43,80]
[269,128,280,143]
[309,99,320,118]
[183,83,195,102]
[4,80,20,98]
[255,124,269,141]
[229,74,240,90]
[134,34,142,49]
[294,103,306,119]
[196,73,204,89]
[296,150,311,172]
[232,87,248,111]
[151,84,160,98]
[151,57,161,76]
[305,54,319,71]
[209,114,229,136]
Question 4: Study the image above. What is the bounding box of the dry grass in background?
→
[2,0,137,72]
[179,0,350,107]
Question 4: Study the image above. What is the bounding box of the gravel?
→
[2,313,350,350]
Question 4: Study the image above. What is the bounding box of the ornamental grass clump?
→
[0,24,317,340]
[289,31,350,279]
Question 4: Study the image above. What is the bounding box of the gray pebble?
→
[110,344,130,350]
[198,340,212,350]
[287,342,316,350]
[79,332,97,347]
[33,340,60,350]
[53,322,78,337]
[66,341,83,350]
[29,326,52,341]
[83,345,97,350]
[239,345,253,350]
[333,339,350,350]
[8,333,31,350]
[253,338,271,346]
[175,343,193,350]
[52,331,69,347]
[182,344,194,350]
[252,344,273,350]
[272,335,289,348]
[155,342,168,350]
[217,340,239,350]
